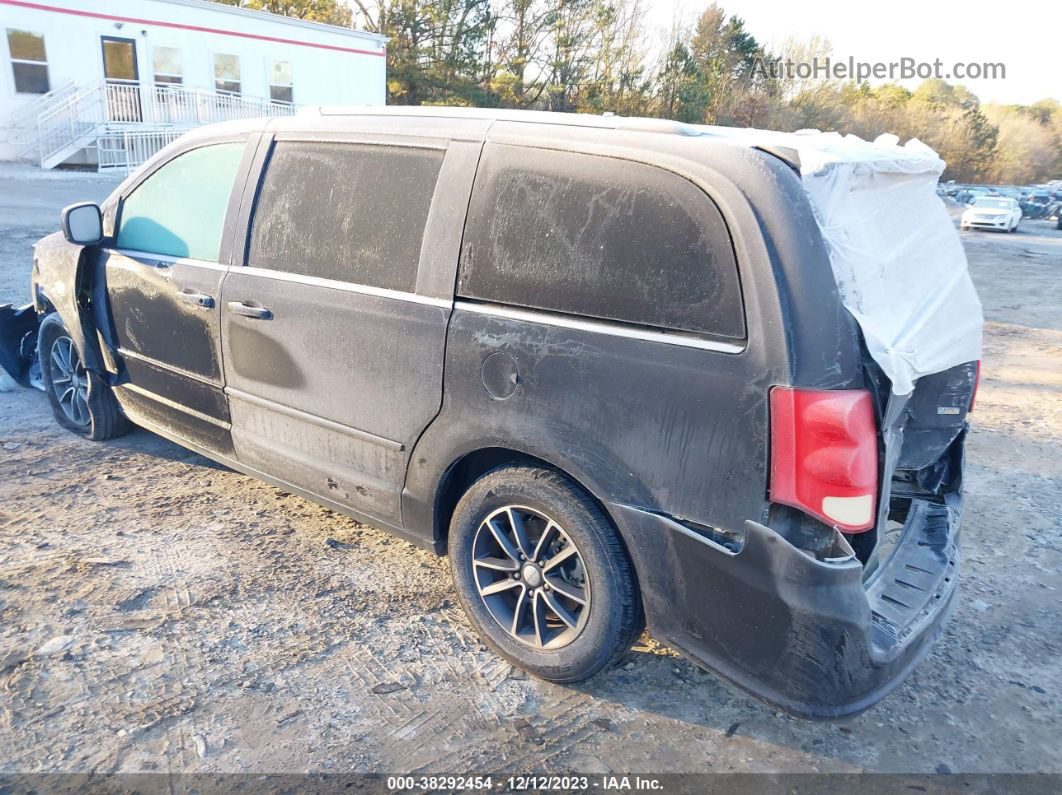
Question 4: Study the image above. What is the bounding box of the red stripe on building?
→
[0,0,386,57]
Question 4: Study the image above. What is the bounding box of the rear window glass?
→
[458,144,744,339]
[248,141,444,292]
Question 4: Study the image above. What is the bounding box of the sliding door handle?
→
[226,301,273,320]
[177,291,214,309]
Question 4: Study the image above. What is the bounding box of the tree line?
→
[217,0,1060,184]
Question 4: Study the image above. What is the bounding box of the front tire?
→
[38,313,130,441]
[449,466,643,683]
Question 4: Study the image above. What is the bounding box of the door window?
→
[7,29,49,94]
[102,37,138,82]
[247,142,444,292]
[457,144,745,340]
[116,143,245,262]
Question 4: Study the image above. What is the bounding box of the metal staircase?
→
[6,78,78,149]
[33,82,110,169]
[11,80,297,172]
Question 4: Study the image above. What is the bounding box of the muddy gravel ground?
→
[0,166,1059,775]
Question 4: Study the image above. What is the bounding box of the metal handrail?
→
[35,81,105,166]
[29,79,298,169]
[102,82,295,126]
[36,82,106,167]
[97,127,189,174]
[10,78,78,128]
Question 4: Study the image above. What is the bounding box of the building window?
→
[7,29,49,94]
[153,46,183,86]
[268,59,293,104]
[213,53,240,95]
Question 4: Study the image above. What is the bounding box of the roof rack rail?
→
[612,117,701,137]
[298,106,704,136]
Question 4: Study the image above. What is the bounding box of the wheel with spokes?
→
[47,334,90,428]
[449,466,643,682]
[473,504,591,649]
[38,313,130,441]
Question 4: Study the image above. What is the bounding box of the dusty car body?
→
[28,108,978,719]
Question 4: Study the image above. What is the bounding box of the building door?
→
[101,37,142,122]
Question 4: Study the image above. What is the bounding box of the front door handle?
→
[177,291,214,309]
[227,301,273,320]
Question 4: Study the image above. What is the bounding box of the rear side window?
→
[117,142,245,261]
[247,141,444,292]
[458,144,744,339]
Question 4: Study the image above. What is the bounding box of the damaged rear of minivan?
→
[610,127,982,719]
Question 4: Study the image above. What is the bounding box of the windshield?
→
[973,198,1010,209]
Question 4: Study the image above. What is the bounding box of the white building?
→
[0,0,387,169]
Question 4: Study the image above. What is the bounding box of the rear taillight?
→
[770,387,878,533]
[969,360,981,412]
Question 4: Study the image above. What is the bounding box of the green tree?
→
[543,0,600,112]
[688,4,764,124]
[576,0,654,116]
[983,104,1057,184]
[213,0,352,25]
[349,0,495,105]
[490,0,557,107]
[214,0,1062,183]
[654,41,709,124]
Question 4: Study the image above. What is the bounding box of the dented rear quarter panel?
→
[403,123,864,547]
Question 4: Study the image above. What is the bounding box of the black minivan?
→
[30,107,975,719]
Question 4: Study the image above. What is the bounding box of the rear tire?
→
[448,466,643,683]
[38,313,130,441]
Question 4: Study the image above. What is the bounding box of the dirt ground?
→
[0,165,1059,775]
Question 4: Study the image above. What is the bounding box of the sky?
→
[642,0,1061,106]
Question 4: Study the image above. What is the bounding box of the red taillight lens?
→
[770,387,878,533]
[969,360,981,412]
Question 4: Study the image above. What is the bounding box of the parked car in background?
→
[1020,195,1054,219]
[961,197,1022,231]
[27,109,977,719]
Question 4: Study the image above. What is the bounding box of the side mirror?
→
[60,202,103,246]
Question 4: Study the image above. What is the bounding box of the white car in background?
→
[961,197,1022,232]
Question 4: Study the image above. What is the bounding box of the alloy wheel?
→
[471,505,590,649]
[48,336,90,428]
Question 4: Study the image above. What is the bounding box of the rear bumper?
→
[611,495,960,720]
